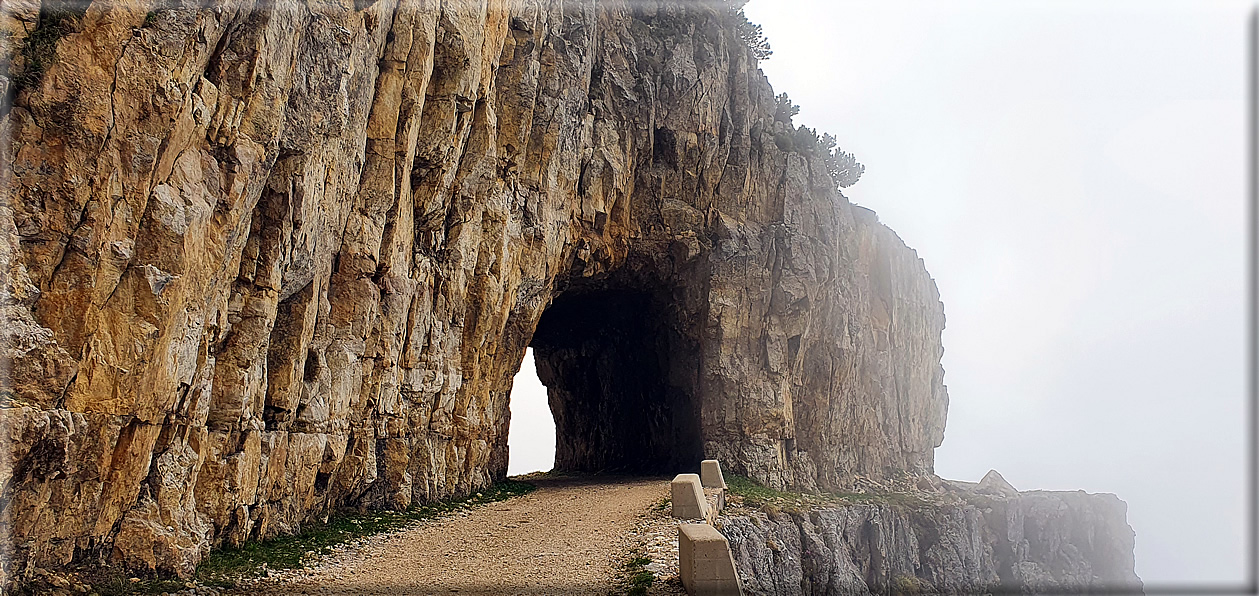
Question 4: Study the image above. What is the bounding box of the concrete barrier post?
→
[700,459,726,489]
[671,474,709,519]
[679,523,743,595]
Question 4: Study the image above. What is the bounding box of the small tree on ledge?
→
[821,132,865,189]
[725,0,772,62]
[775,93,800,125]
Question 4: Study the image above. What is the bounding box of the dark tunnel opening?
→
[527,287,703,474]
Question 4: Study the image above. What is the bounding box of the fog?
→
[508,0,1252,588]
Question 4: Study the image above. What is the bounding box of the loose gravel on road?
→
[251,476,689,595]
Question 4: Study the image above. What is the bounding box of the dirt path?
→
[259,476,679,595]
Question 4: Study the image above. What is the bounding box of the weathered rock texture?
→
[721,484,1142,595]
[0,0,1130,589]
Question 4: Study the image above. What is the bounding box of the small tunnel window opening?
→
[506,287,704,476]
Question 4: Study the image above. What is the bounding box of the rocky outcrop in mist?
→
[722,475,1142,595]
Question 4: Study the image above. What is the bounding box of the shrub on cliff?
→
[775,92,800,124]
[821,132,866,188]
[734,12,772,60]
[780,123,867,190]
[724,0,772,61]
[10,5,85,93]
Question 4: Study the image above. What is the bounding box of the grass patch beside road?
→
[82,479,536,593]
[725,474,802,507]
[725,474,933,514]
[196,479,535,586]
[619,551,655,596]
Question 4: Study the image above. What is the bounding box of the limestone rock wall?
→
[721,488,1142,595]
[0,0,951,580]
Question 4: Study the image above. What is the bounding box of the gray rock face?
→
[720,486,1142,595]
[0,0,1131,589]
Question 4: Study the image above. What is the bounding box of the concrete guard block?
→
[700,459,727,489]
[671,474,709,519]
[679,523,743,595]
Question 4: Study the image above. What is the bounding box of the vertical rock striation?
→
[0,0,1132,590]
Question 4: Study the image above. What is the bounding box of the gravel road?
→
[258,476,681,595]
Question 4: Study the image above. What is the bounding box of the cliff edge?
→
[722,473,1142,595]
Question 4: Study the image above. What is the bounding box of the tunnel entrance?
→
[524,286,703,474]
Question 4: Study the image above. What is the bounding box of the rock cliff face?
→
[721,480,1142,595]
[0,0,1130,589]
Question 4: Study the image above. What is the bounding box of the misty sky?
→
[510,0,1253,588]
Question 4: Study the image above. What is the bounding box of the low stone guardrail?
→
[679,523,742,596]
[671,459,743,596]
[700,460,726,489]
[671,474,709,520]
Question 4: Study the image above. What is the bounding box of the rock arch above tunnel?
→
[1,0,946,579]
